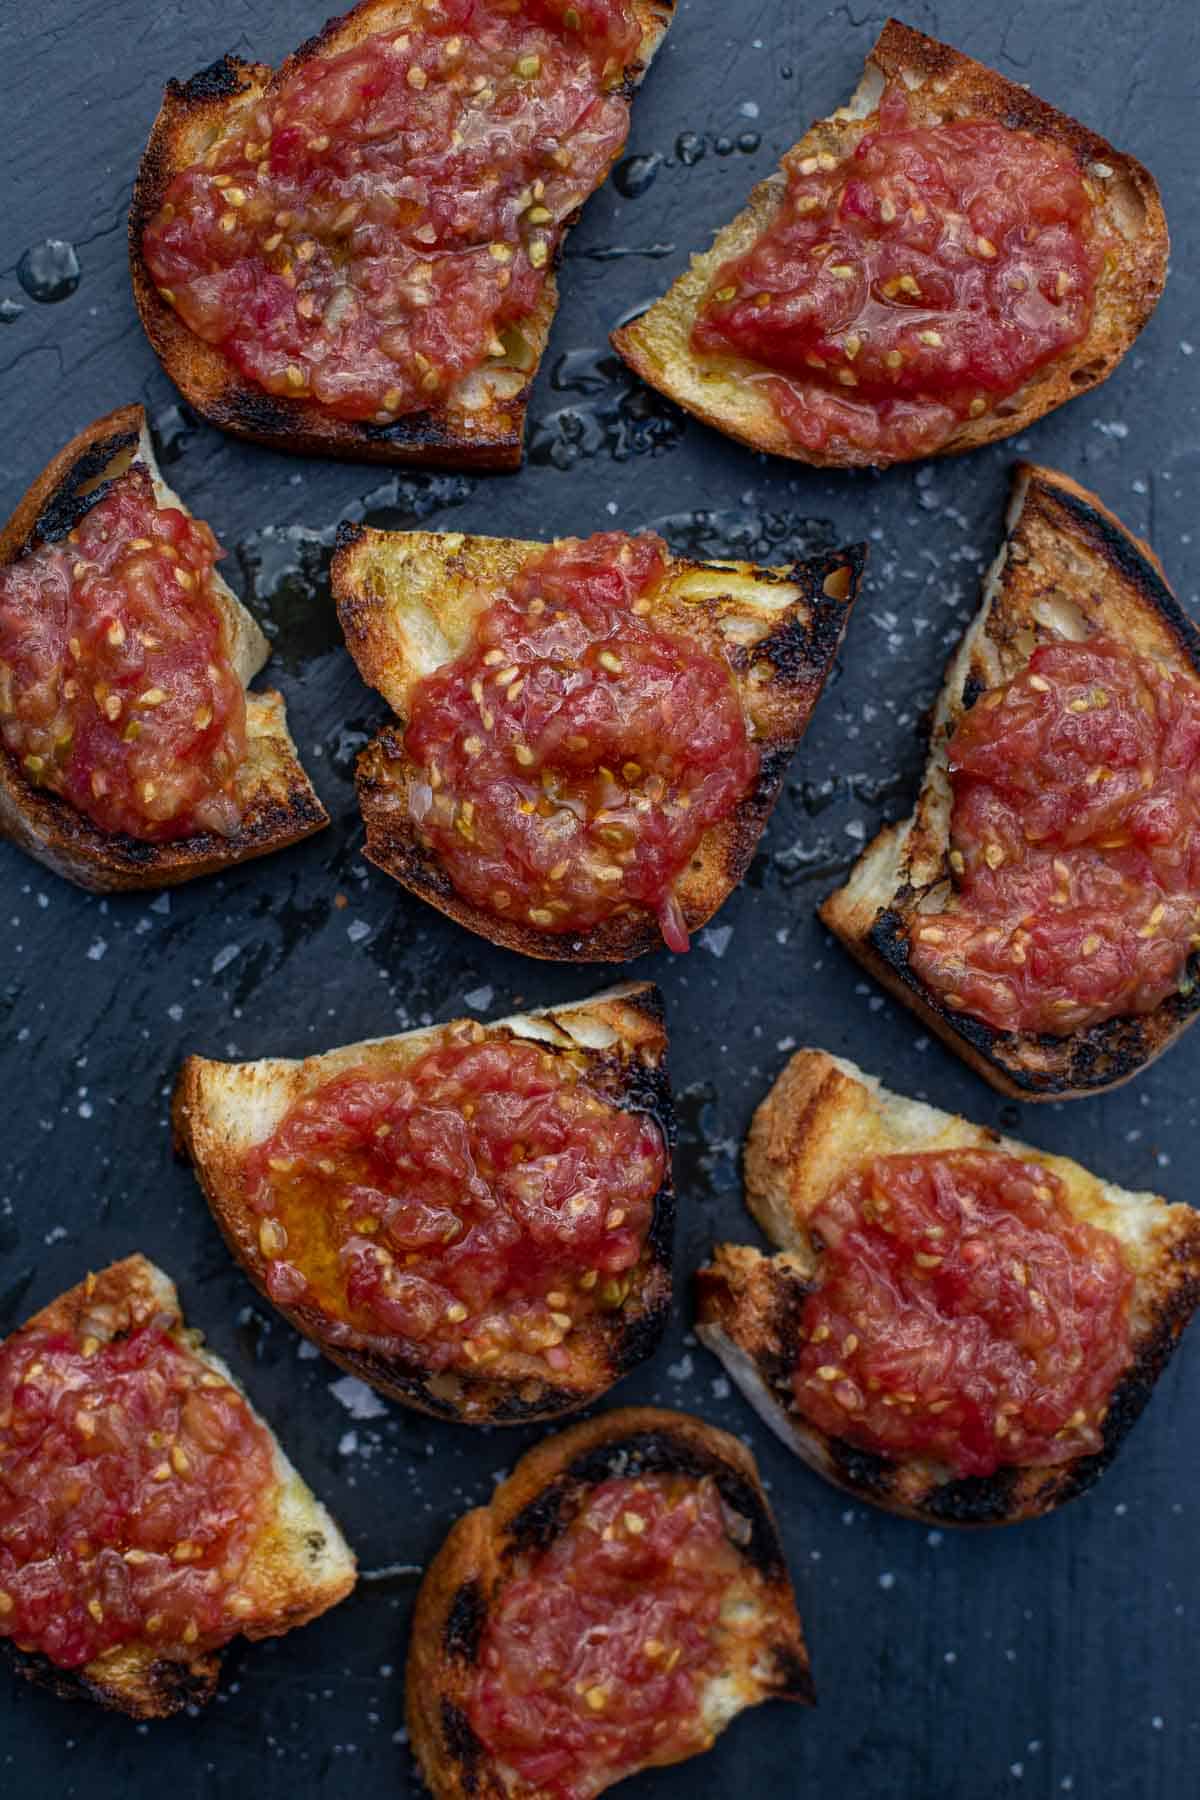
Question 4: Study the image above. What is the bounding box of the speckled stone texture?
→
[1,3,1198,1797]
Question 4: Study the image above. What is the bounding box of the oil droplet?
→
[738,131,762,154]
[675,131,706,166]
[0,297,24,325]
[531,347,684,468]
[17,240,81,304]
[713,136,735,157]
[614,152,662,199]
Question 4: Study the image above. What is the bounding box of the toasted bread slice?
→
[820,463,1200,1098]
[1,1254,356,1717]
[407,1406,812,1798]
[331,523,863,959]
[612,19,1168,469]
[0,405,327,892]
[173,983,674,1424]
[695,1050,1200,1527]
[129,0,673,471]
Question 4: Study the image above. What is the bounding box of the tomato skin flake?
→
[402,531,760,950]
[692,81,1100,460]
[793,1149,1134,1479]
[908,633,1200,1035]
[469,1474,746,1798]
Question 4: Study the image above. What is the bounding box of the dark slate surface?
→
[2,3,1198,1796]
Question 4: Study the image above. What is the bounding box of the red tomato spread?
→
[794,1150,1133,1478]
[470,1473,747,1797]
[0,467,246,841]
[0,1321,276,1669]
[142,0,641,423]
[403,532,760,951]
[692,81,1099,460]
[244,1033,665,1373]
[908,634,1200,1035]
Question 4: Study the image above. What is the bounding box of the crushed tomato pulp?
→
[469,1473,749,1797]
[143,0,642,423]
[693,81,1100,460]
[908,633,1200,1035]
[0,1321,276,1669]
[402,532,760,951]
[244,1033,665,1373]
[0,466,246,841]
[794,1149,1133,1478]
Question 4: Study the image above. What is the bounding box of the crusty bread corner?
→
[0,404,328,892]
[820,462,1200,1098]
[128,0,675,471]
[612,18,1168,469]
[330,522,864,959]
[2,1254,356,1718]
[694,1049,1200,1527]
[172,982,675,1424]
[406,1406,812,1800]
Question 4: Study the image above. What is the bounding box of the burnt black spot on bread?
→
[440,1699,486,1793]
[961,671,987,710]
[5,1639,221,1718]
[167,56,251,104]
[825,1437,897,1504]
[218,387,300,442]
[762,547,866,683]
[613,1294,671,1375]
[31,430,140,548]
[334,520,367,555]
[770,1642,817,1705]
[443,1580,487,1664]
[921,1467,1021,1526]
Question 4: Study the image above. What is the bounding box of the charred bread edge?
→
[407,1407,812,1800]
[0,404,328,892]
[332,522,866,961]
[172,982,676,1424]
[821,463,1200,1097]
[611,18,1169,469]
[2,1253,356,1716]
[694,1049,1200,1526]
[128,0,675,470]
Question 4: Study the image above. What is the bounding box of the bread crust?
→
[820,462,1200,1098]
[173,983,676,1424]
[0,404,328,891]
[332,523,864,959]
[406,1406,812,1799]
[129,0,674,470]
[694,1050,1200,1526]
[612,18,1169,469]
[1,1255,356,1717]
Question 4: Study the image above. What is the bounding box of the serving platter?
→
[2,2,1197,1796]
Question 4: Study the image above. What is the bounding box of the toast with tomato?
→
[130,0,674,470]
[0,405,326,892]
[695,1050,1200,1527]
[407,1406,812,1799]
[821,463,1200,1098]
[613,20,1168,468]
[331,522,863,959]
[173,983,674,1425]
[0,1255,356,1717]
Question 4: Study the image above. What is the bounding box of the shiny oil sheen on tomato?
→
[142,0,641,423]
[908,634,1200,1035]
[469,1474,748,1798]
[402,532,760,952]
[794,1150,1133,1478]
[0,1323,276,1669]
[244,1035,665,1373]
[0,468,246,841]
[692,81,1099,460]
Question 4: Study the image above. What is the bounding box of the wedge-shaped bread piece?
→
[821,463,1200,1098]
[129,0,673,470]
[174,983,674,1424]
[0,1254,356,1717]
[0,405,327,891]
[613,19,1168,468]
[696,1050,1200,1527]
[407,1406,812,1798]
[332,523,863,959]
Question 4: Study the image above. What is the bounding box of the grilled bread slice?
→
[0,405,327,892]
[695,1049,1200,1527]
[1,1254,356,1717]
[612,19,1168,469]
[173,983,674,1424]
[129,0,673,471]
[407,1406,812,1799]
[820,462,1200,1098]
[331,523,863,959]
